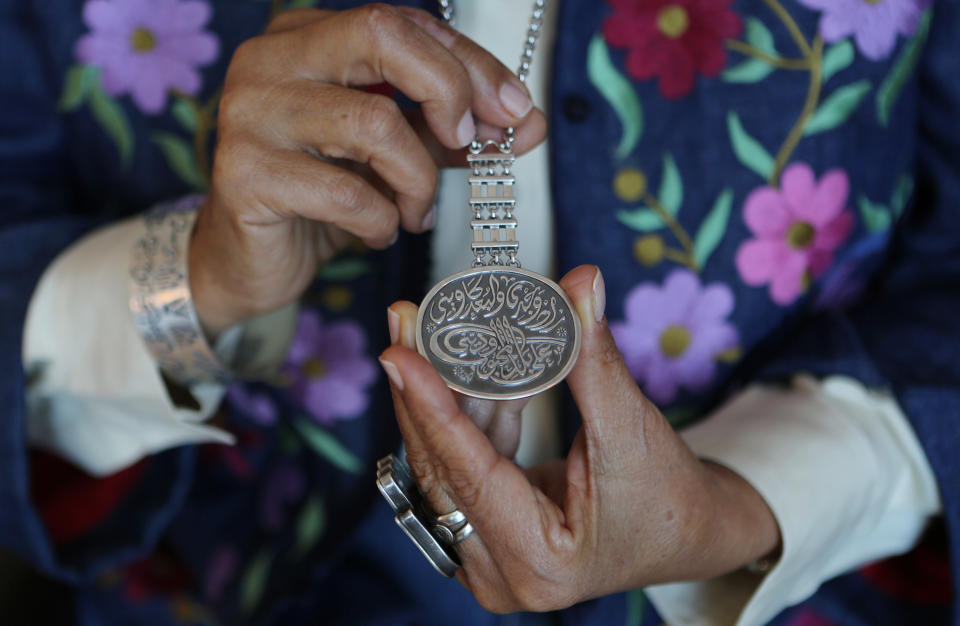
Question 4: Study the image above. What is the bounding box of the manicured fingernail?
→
[592,268,606,324]
[379,358,404,390]
[456,110,476,147]
[500,80,533,118]
[387,309,400,344]
[421,208,436,231]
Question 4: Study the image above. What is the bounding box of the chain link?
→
[438,0,547,154]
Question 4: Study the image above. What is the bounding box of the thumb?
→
[559,266,653,462]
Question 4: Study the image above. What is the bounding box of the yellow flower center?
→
[657,6,690,39]
[633,234,665,267]
[659,325,692,358]
[130,27,157,53]
[613,167,648,202]
[303,358,328,379]
[786,221,816,249]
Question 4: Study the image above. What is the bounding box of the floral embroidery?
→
[284,310,377,425]
[610,270,738,404]
[204,545,238,602]
[603,0,742,99]
[796,0,932,61]
[226,384,279,426]
[76,0,219,114]
[735,163,854,305]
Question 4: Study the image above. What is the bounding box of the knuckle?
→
[213,134,261,188]
[355,3,403,38]
[326,169,367,213]
[356,95,406,146]
[596,336,626,369]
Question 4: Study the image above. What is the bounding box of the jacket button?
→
[561,95,590,122]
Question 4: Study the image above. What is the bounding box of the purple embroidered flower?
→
[610,270,738,404]
[226,385,279,426]
[797,0,932,61]
[204,545,237,602]
[735,163,854,306]
[75,0,219,113]
[284,310,378,425]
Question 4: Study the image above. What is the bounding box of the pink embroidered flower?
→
[797,0,932,61]
[75,0,219,113]
[284,310,378,426]
[736,163,854,305]
[610,270,738,404]
[603,0,742,99]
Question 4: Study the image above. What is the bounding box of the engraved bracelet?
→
[128,195,231,386]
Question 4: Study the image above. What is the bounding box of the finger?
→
[269,83,439,233]
[558,266,652,467]
[396,8,536,125]
[407,108,548,168]
[379,345,572,560]
[250,4,478,149]
[214,141,399,248]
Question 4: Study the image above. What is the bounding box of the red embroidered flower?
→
[603,0,742,99]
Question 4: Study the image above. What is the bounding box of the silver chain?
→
[438,0,547,154]
[437,0,548,268]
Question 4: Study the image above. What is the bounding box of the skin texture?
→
[189,4,546,335]
[381,266,781,613]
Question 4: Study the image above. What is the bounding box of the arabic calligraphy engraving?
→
[424,272,571,387]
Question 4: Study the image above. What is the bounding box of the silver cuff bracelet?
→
[129,195,231,386]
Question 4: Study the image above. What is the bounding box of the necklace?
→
[416,0,580,401]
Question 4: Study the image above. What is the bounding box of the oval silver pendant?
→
[417,267,581,400]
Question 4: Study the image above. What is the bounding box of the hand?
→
[379,266,780,612]
[189,5,547,335]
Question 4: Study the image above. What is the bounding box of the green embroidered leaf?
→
[88,83,134,166]
[317,258,372,281]
[58,64,96,112]
[722,18,777,84]
[172,98,198,132]
[658,153,683,216]
[616,208,664,232]
[239,550,272,614]
[822,40,855,84]
[726,111,774,181]
[294,496,327,557]
[293,418,362,474]
[625,588,647,626]
[890,174,914,216]
[152,132,207,189]
[587,34,643,160]
[877,10,932,127]
[662,406,700,430]
[693,188,733,268]
[858,194,892,233]
[804,80,872,137]
[286,0,320,7]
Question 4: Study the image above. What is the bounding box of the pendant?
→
[416,150,581,400]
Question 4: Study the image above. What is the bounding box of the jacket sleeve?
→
[0,5,196,583]
[745,0,960,607]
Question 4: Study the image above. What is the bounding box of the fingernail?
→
[499,80,533,118]
[387,309,400,345]
[389,230,399,246]
[379,358,404,390]
[592,268,606,324]
[420,208,436,231]
[456,110,476,147]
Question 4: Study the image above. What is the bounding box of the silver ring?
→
[431,508,474,546]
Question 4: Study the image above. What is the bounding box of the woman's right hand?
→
[189,4,546,335]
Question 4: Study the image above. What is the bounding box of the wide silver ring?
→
[431,509,474,546]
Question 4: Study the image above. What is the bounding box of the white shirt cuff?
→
[23,214,295,476]
[646,375,942,626]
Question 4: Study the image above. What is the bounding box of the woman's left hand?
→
[379,265,780,613]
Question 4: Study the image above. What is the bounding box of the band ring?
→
[431,508,474,546]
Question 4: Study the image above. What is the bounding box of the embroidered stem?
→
[762,0,811,56]
[725,40,810,70]
[643,193,698,270]
[770,36,823,185]
[193,88,222,186]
